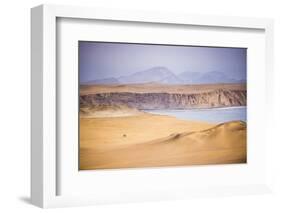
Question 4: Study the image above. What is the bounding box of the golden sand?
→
[79,113,246,170]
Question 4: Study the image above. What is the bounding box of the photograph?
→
[79,41,247,170]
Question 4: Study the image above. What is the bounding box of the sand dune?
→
[79,113,246,170]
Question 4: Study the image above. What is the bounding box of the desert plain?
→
[79,83,247,170]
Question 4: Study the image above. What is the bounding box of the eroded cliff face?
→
[80,89,246,110]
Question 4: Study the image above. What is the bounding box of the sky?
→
[79,41,246,83]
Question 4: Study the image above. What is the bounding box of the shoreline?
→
[142,106,246,123]
[142,106,246,111]
[79,106,246,122]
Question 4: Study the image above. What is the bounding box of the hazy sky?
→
[79,41,246,83]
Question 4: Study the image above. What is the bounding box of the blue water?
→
[144,107,246,124]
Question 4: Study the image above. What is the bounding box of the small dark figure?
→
[123,134,127,137]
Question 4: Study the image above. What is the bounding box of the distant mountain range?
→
[82,66,246,85]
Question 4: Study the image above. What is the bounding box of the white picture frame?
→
[31,4,274,208]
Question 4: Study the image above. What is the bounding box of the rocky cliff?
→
[80,89,246,110]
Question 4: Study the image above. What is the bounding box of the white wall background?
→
[0,0,280,212]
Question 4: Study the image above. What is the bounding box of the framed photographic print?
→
[31,4,274,208]
[78,41,247,170]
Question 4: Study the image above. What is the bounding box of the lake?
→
[144,106,247,124]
